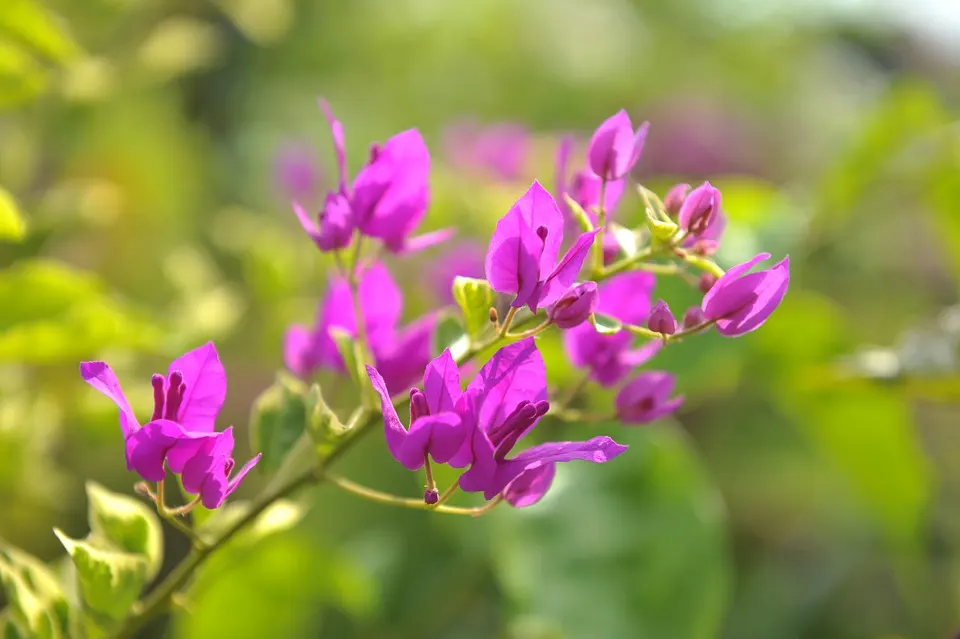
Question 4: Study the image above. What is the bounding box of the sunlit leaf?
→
[0,187,26,241]
[54,530,149,621]
[0,541,71,638]
[0,0,79,63]
[85,482,163,580]
[452,276,494,339]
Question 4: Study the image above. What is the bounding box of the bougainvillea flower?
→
[549,281,599,329]
[615,371,684,425]
[555,137,623,263]
[564,271,662,387]
[366,349,472,470]
[294,99,451,254]
[80,343,261,508]
[663,183,690,218]
[587,110,649,181]
[454,338,628,501]
[284,261,435,394]
[701,252,790,336]
[485,181,600,312]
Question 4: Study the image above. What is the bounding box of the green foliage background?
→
[2,0,960,637]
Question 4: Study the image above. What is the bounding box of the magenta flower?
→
[564,272,662,387]
[79,343,261,509]
[647,299,678,335]
[366,349,471,470]
[294,99,451,255]
[284,262,435,395]
[503,464,556,508]
[485,181,600,313]
[701,252,790,336]
[587,110,649,181]
[443,120,529,181]
[682,306,705,329]
[615,372,684,425]
[549,281,599,329]
[454,338,628,501]
[555,137,623,263]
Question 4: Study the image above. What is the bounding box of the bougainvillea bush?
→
[0,100,790,639]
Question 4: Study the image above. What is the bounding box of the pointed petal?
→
[291,201,322,247]
[226,453,262,498]
[716,257,790,336]
[534,229,600,310]
[169,342,226,433]
[485,436,627,499]
[422,349,461,414]
[503,463,556,508]
[395,227,455,254]
[79,361,139,439]
[466,337,547,432]
[485,206,543,307]
[366,364,409,465]
[319,98,348,192]
[514,181,564,272]
[702,252,770,312]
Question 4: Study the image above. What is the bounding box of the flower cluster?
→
[80,343,261,509]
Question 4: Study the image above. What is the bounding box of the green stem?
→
[497,307,518,338]
[505,318,551,339]
[624,319,718,342]
[327,473,501,517]
[592,180,608,276]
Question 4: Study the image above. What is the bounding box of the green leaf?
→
[452,276,494,339]
[54,530,149,621]
[433,313,469,360]
[85,482,163,580]
[590,313,622,335]
[490,426,731,639]
[0,541,71,638]
[0,187,25,241]
[249,374,312,474]
[0,0,79,63]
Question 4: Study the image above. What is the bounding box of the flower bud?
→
[549,282,599,329]
[682,306,705,329]
[647,299,677,335]
[423,488,439,504]
[663,183,690,218]
[698,273,718,294]
[587,110,649,181]
[489,307,499,324]
[678,182,721,236]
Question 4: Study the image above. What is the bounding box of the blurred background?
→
[2,0,960,637]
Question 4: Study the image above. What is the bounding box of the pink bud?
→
[647,299,677,335]
[678,182,721,235]
[549,282,599,329]
[663,183,690,218]
[587,110,649,181]
[698,273,718,293]
[682,306,705,329]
